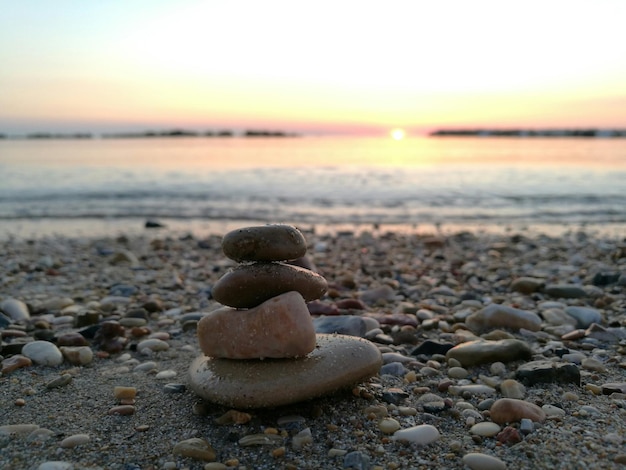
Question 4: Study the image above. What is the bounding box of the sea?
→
[1,136,625,240]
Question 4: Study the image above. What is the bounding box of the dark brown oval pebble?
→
[212,262,327,308]
[221,224,307,262]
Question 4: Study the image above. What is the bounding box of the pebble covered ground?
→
[1,227,625,470]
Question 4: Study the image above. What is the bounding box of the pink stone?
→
[197,291,316,359]
[490,398,546,424]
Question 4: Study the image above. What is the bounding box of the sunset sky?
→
[1,0,625,136]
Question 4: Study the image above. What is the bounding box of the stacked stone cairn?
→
[188,224,382,408]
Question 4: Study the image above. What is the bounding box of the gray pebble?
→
[344,450,370,470]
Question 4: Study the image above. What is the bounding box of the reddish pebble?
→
[1,329,28,339]
[1,355,32,374]
[335,298,367,310]
[15,398,26,406]
[57,332,89,347]
[307,300,339,316]
[130,326,151,337]
[490,398,546,424]
[561,329,586,341]
[496,426,522,445]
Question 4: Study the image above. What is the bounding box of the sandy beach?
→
[1,226,625,470]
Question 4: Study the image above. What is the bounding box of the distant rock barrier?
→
[430,128,626,138]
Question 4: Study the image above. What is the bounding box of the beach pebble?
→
[448,384,496,397]
[46,374,73,389]
[114,386,137,400]
[411,340,454,357]
[511,276,544,294]
[601,382,626,395]
[343,451,370,469]
[197,291,316,359]
[221,224,307,262]
[22,341,63,366]
[108,405,135,415]
[380,362,408,376]
[564,306,602,328]
[446,339,532,366]
[60,433,90,448]
[36,462,75,470]
[516,360,580,386]
[470,422,501,437]
[0,297,30,322]
[448,366,469,379]
[500,379,525,399]
[544,284,588,299]
[60,346,93,365]
[134,361,158,372]
[57,332,89,347]
[392,424,440,445]
[137,338,169,353]
[542,404,566,418]
[292,427,313,449]
[462,452,506,470]
[1,354,33,374]
[238,433,283,446]
[378,418,401,434]
[0,423,40,436]
[189,334,381,408]
[313,315,367,337]
[358,285,396,305]
[466,304,541,332]
[163,383,186,393]
[490,398,546,424]
[582,357,606,372]
[172,438,216,461]
[211,262,327,308]
[155,370,177,380]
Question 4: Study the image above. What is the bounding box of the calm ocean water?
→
[1,136,625,239]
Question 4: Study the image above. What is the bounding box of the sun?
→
[391,128,405,140]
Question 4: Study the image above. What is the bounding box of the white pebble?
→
[137,338,169,353]
[155,370,177,380]
[60,433,90,448]
[462,452,506,470]
[134,361,158,372]
[22,341,64,366]
[0,298,30,321]
[0,424,39,436]
[470,422,501,437]
[392,424,440,445]
[542,404,566,418]
[292,427,313,449]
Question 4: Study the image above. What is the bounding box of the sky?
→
[1,0,625,136]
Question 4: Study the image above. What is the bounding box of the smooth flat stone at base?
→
[188,334,382,408]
